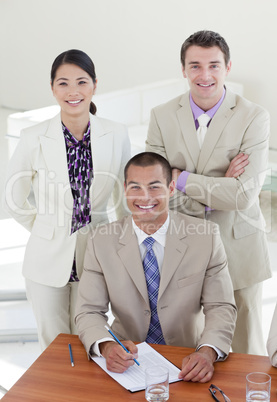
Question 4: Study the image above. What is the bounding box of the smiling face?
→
[124,164,175,234]
[51,63,96,122]
[182,45,231,111]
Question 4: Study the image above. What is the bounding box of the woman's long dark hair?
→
[51,49,97,115]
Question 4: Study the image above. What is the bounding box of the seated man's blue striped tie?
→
[143,237,165,344]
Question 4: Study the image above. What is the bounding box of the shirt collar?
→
[62,121,91,145]
[132,215,170,247]
[190,87,226,122]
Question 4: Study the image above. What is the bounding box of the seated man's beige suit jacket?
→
[76,211,237,357]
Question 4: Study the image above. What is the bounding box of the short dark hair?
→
[180,30,230,67]
[50,49,97,115]
[124,152,172,186]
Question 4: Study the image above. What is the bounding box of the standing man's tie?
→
[143,237,165,344]
[197,113,211,149]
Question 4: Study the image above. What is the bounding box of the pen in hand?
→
[68,343,74,367]
[104,325,140,366]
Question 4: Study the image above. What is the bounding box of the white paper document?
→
[92,341,181,392]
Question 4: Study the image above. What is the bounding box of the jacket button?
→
[144,310,150,316]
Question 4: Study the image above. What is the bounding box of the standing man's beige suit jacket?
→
[146,88,271,291]
[76,212,237,357]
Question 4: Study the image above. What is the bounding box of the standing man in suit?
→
[76,152,236,383]
[146,30,271,355]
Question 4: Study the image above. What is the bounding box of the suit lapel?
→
[39,113,73,212]
[176,93,199,170]
[39,113,70,184]
[159,213,188,299]
[197,89,236,174]
[117,216,149,305]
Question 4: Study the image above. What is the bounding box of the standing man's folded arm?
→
[147,106,270,213]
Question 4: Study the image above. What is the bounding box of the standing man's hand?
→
[99,340,138,373]
[172,168,182,183]
[225,153,249,178]
[178,346,217,383]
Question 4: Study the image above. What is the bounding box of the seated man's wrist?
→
[91,338,115,357]
[196,344,226,362]
[197,346,217,363]
[99,340,115,357]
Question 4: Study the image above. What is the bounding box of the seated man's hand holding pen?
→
[99,340,138,373]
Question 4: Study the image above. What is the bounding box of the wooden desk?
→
[2,334,277,401]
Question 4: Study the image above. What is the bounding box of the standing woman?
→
[4,49,131,350]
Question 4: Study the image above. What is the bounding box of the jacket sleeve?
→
[197,226,237,356]
[267,303,277,367]
[3,131,37,231]
[75,234,111,354]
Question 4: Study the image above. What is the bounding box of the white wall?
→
[0,0,276,149]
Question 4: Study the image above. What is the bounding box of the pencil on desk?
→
[104,325,140,366]
[68,343,74,367]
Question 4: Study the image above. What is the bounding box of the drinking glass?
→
[145,366,169,401]
[246,372,271,401]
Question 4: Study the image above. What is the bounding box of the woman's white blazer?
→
[4,113,131,287]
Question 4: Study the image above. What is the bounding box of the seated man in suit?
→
[75,152,237,383]
[146,30,271,355]
[267,303,277,366]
